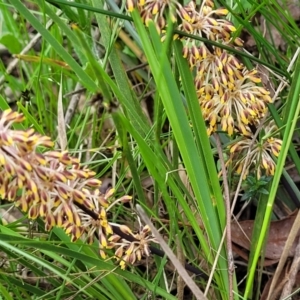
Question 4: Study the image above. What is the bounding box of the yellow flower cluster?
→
[109,224,157,269]
[227,122,282,179]
[127,0,282,178]
[0,109,154,269]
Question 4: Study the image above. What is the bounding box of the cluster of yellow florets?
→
[0,109,155,269]
[127,0,281,178]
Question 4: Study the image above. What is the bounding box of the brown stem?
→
[215,134,234,300]
[74,200,208,279]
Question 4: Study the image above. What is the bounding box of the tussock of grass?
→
[0,0,299,299]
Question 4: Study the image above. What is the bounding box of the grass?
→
[0,0,299,299]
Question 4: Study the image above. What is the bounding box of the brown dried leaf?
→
[260,263,300,300]
[232,211,300,261]
[232,243,279,266]
[260,0,300,52]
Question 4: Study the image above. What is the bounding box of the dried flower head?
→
[199,64,273,136]
[227,122,282,178]
[109,223,157,269]
[79,189,132,254]
[178,1,236,44]
[126,0,191,30]
[0,109,155,269]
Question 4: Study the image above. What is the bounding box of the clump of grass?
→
[0,0,299,299]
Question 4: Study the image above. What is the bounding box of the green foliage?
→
[0,0,299,299]
[241,175,272,201]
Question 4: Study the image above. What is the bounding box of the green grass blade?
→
[128,11,230,296]
[244,52,300,299]
[0,232,176,299]
[173,41,226,228]
[9,0,98,91]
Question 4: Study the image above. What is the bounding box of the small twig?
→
[280,235,300,299]
[215,134,234,300]
[65,83,83,126]
[124,62,149,73]
[57,77,68,151]
[136,204,208,300]
[176,235,185,300]
[64,88,86,98]
[267,209,300,300]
